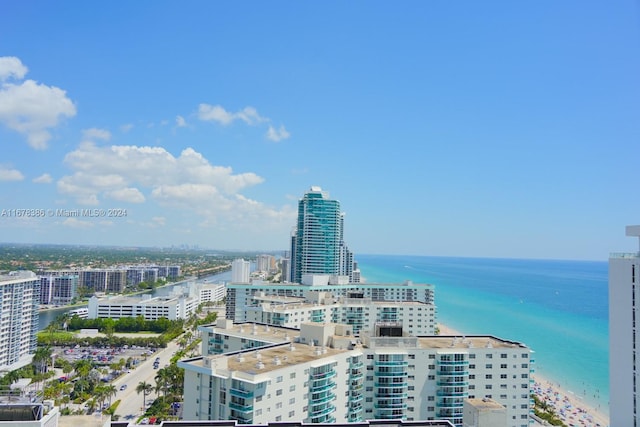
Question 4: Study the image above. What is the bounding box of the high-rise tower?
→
[609,225,640,426]
[0,271,40,371]
[291,187,358,283]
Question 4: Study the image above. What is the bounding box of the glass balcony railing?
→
[375,381,408,388]
[310,393,336,405]
[231,416,253,424]
[311,370,337,380]
[374,360,408,367]
[230,388,254,399]
[309,382,337,393]
[310,405,336,418]
[229,402,253,413]
[437,360,469,366]
[436,390,467,397]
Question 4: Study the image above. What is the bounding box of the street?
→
[113,340,181,421]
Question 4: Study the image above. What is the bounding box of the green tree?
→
[33,346,53,374]
[136,381,153,409]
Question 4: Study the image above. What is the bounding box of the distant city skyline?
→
[1,2,638,261]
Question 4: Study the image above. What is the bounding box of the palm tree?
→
[33,346,53,374]
[136,381,153,409]
[104,384,117,407]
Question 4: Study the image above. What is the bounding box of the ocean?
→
[356,254,609,415]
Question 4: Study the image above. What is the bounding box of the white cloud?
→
[33,173,53,184]
[0,57,28,81]
[176,115,187,127]
[58,143,295,231]
[0,166,24,181]
[120,123,134,133]
[266,125,291,142]
[105,187,145,203]
[83,128,111,141]
[0,57,76,149]
[198,104,268,126]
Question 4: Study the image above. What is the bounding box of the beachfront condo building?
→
[242,291,435,336]
[0,271,40,371]
[290,187,360,284]
[225,276,434,325]
[609,224,640,427]
[179,322,533,427]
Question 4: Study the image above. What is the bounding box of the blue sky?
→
[0,1,638,260]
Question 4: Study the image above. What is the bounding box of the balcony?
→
[375,371,407,377]
[375,381,408,388]
[231,416,253,424]
[230,388,254,399]
[375,398,407,408]
[311,370,337,380]
[437,360,469,366]
[375,360,408,367]
[310,393,336,405]
[309,382,337,393]
[229,402,253,413]
[436,390,467,397]
[310,405,336,418]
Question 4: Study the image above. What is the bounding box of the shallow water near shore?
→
[357,254,609,415]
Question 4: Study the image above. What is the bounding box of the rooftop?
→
[0,270,37,283]
[202,322,300,344]
[417,335,528,350]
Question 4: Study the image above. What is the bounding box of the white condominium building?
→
[199,282,226,304]
[0,271,40,371]
[232,259,251,283]
[179,322,532,427]
[610,225,640,427]
[226,276,434,324]
[244,292,435,336]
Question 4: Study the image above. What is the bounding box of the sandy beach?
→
[437,323,610,427]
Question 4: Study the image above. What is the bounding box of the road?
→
[113,339,181,421]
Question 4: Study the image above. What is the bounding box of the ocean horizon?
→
[356,253,609,415]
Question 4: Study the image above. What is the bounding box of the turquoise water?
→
[357,254,609,414]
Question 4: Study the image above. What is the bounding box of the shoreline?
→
[437,323,610,427]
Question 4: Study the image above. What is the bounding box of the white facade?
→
[232,259,251,283]
[199,283,226,304]
[87,294,196,321]
[226,279,434,323]
[86,281,225,321]
[463,398,506,427]
[179,323,532,427]
[0,271,40,372]
[609,225,640,427]
[244,293,435,336]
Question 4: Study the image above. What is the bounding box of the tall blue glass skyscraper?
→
[291,187,357,284]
